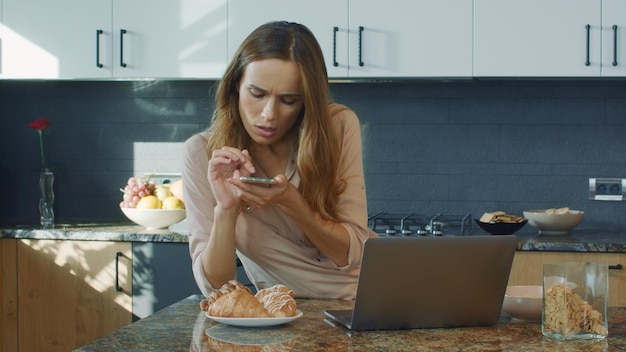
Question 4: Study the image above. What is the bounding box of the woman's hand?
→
[228,174,290,210]
[208,147,256,209]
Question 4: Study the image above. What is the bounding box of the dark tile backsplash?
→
[2,79,626,231]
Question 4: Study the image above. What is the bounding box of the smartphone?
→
[239,176,277,185]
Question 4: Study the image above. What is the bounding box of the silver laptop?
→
[324,235,517,331]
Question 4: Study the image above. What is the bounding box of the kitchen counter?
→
[1,223,625,252]
[75,294,626,352]
[0,222,189,242]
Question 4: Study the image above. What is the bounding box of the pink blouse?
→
[183,106,374,299]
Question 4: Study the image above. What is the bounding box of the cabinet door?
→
[228,0,349,78]
[17,239,132,352]
[1,240,18,352]
[474,0,601,77]
[509,251,625,307]
[1,0,112,78]
[349,0,473,78]
[601,0,626,76]
[112,0,228,79]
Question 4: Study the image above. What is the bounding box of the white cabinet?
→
[227,0,348,78]
[601,0,626,76]
[228,0,472,79]
[474,0,625,77]
[112,0,227,79]
[2,0,112,78]
[1,0,227,79]
[347,0,472,78]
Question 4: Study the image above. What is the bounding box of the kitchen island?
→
[75,294,626,352]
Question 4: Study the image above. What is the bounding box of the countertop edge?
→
[2,226,626,252]
[1,226,189,243]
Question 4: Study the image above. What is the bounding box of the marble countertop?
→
[2,223,625,252]
[0,221,189,243]
[74,294,626,352]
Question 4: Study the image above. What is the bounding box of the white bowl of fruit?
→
[119,177,186,230]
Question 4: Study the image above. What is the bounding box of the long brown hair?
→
[205,21,344,220]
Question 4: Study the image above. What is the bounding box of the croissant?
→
[200,280,297,318]
[208,288,271,318]
[255,284,297,318]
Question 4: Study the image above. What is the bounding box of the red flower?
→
[28,118,51,170]
[28,118,50,131]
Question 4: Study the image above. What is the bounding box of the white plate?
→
[205,311,303,327]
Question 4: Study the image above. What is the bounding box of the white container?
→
[542,262,608,341]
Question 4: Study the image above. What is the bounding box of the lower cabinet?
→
[0,238,207,352]
[12,239,133,352]
[508,251,626,307]
[132,242,201,320]
[1,240,18,352]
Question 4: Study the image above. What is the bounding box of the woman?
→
[183,21,374,300]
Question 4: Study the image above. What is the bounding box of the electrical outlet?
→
[589,178,626,201]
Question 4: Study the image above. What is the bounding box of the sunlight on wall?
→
[133,142,185,176]
[3,26,59,78]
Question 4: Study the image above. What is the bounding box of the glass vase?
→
[39,170,55,227]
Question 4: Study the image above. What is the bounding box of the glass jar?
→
[542,262,608,341]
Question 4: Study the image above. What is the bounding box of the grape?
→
[119,175,156,208]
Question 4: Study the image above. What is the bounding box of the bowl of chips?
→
[502,285,543,322]
[523,208,584,235]
[475,211,527,235]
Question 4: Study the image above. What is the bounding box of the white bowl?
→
[502,285,543,322]
[522,209,584,235]
[121,208,186,229]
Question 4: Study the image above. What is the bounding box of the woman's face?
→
[238,59,304,147]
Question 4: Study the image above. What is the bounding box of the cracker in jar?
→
[544,284,607,336]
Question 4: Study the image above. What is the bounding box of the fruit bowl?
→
[523,209,584,235]
[474,218,528,235]
[121,208,186,230]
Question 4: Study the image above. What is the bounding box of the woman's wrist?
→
[214,203,241,222]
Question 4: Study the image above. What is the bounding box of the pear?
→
[154,185,172,201]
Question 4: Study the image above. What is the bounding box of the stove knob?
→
[401,229,413,236]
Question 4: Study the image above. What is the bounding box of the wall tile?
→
[2,79,626,230]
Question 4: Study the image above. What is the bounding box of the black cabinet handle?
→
[358,26,364,67]
[115,251,123,292]
[613,25,618,67]
[120,29,127,68]
[96,30,103,68]
[585,24,591,66]
[609,264,622,270]
[333,27,339,67]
